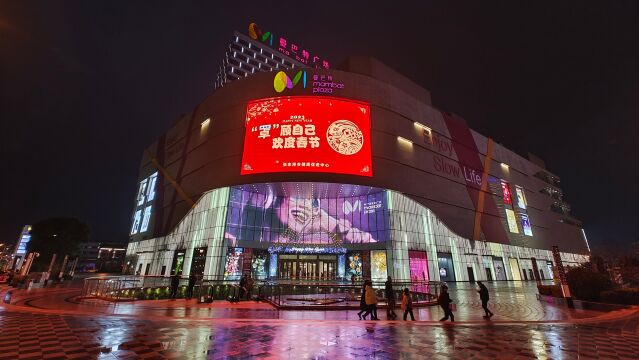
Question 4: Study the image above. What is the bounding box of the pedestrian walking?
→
[358,282,368,319]
[477,281,494,319]
[187,273,197,299]
[245,274,254,300]
[170,273,180,300]
[401,288,415,321]
[438,285,454,322]
[238,273,248,300]
[385,276,397,320]
[364,280,379,320]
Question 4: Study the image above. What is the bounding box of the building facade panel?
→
[126,32,589,280]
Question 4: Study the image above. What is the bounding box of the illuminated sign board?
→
[225,187,389,245]
[521,214,533,236]
[131,171,158,235]
[515,185,527,209]
[248,22,329,69]
[241,97,372,177]
[505,209,519,233]
[501,180,512,205]
[15,225,32,255]
[273,71,345,95]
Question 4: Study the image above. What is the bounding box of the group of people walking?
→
[357,277,494,322]
[358,277,417,321]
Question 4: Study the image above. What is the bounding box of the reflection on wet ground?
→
[1,281,639,359]
[5,281,608,322]
[1,308,639,359]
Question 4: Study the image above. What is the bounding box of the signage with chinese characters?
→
[241,96,372,177]
[311,73,344,94]
[273,70,345,95]
[248,22,329,69]
[501,180,513,205]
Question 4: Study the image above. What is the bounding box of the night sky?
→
[1,2,637,254]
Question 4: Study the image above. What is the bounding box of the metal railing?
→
[82,275,246,302]
[81,276,443,307]
[259,281,441,309]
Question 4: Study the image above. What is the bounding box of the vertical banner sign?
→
[552,246,571,298]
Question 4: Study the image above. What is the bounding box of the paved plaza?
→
[1,281,638,359]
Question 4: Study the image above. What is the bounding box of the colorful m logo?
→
[273,70,306,93]
[248,22,273,45]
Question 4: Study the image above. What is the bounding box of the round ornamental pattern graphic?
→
[326,120,364,155]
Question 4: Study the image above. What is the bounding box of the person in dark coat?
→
[477,281,494,318]
[385,276,397,320]
[238,274,248,300]
[187,273,197,299]
[245,274,254,300]
[438,285,454,322]
[357,282,368,320]
[170,273,180,300]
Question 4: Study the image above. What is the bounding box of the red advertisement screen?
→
[501,180,512,205]
[241,97,372,176]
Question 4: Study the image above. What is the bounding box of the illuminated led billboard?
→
[131,171,158,235]
[501,180,512,205]
[515,185,527,209]
[521,214,533,236]
[241,97,372,177]
[224,187,389,245]
[505,209,519,233]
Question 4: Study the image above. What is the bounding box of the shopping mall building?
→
[125,24,590,283]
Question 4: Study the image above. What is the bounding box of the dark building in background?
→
[78,242,126,273]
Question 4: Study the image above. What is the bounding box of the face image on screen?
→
[224,187,389,245]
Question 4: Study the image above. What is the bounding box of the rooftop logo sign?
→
[274,70,306,93]
[247,22,329,69]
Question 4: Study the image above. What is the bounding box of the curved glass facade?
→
[125,182,588,282]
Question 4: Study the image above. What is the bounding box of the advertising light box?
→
[241,97,372,177]
[224,187,389,245]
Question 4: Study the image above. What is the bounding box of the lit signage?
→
[515,185,527,209]
[311,73,344,94]
[248,22,329,69]
[521,214,533,236]
[273,71,345,95]
[131,171,158,235]
[225,187,389,245]
[274,70,307,93]
[501,180,512,205]
[15,225,32,255]
[241,97,372,177]
[267,246,347,254]
[505,209,519,233]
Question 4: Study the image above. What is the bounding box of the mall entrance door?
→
[277,254,337,280]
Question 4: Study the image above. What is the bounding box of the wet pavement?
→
[1,281,639,359]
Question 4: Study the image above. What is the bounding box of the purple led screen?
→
[224,187,389,245]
